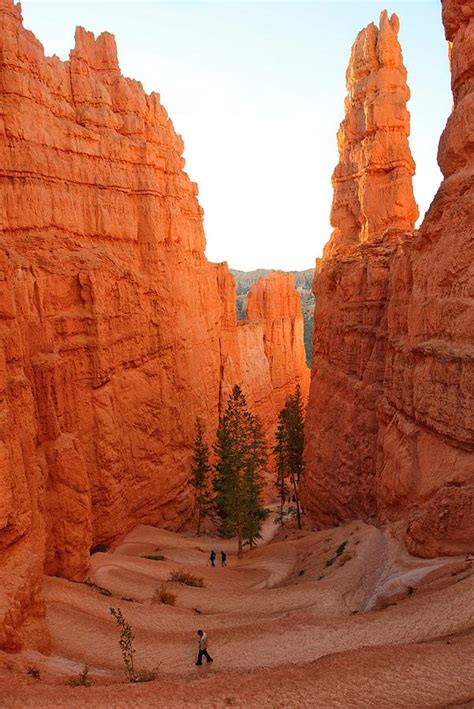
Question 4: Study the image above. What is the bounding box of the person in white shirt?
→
[196,629,214,665]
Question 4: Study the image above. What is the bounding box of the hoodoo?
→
[0,0,307,650]
[247,272,310,410]
[303,4,473,557]
[302,11,418,526]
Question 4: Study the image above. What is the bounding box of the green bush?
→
[141,555,166,561]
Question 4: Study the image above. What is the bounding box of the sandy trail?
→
[1,519,473,707]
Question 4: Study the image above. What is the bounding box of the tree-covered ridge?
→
[231,268,314,366]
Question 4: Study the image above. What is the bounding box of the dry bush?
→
[68,665,92,687]
[26,666,40,680]
[168,570,204,587]
[152,585,177,606]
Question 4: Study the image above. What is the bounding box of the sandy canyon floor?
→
[1,514,473,708]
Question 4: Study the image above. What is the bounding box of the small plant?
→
[133,668,158,683]
[68,664,92,687]
[407,585,414,596]
[84,579,112,597]
[141,555,166,561]
[110,607,136,682]
[26,666,40,680]
[335,541,348,557]
[168,570,204,587]
[152,585,177,606]
[325,557,335,568]
[90,543,108,555]
[110,607,159,683]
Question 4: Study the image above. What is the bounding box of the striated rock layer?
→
[303,11,418,526]
[247,273,310,410]
[0,0,308,650]
[303,6,473,557]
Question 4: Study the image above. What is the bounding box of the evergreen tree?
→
[190,418,212,536]
[213,385,268,556]
[274,411,290,528]
[274,385,305,529]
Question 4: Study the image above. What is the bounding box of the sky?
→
[20,0,452,271]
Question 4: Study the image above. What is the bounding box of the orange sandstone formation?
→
[0,0,306,650]
[303,11,417,526]
[303,5,473,557]
[376,0,474,557]
[247,273,310,409]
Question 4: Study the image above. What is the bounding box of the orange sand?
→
[1,518,473,707]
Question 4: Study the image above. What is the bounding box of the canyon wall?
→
[302,11,418,526]
[303,5,473,556]
[247,273,310,410]
[0,0,307,650]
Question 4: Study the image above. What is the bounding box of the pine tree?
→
[274,411,290,528]
[190,418,212,536]
[274,385,305,529]
[213,385,268,557]
[242,415,268,549]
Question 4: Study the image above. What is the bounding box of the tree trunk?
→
[237,521,243,558]
[290,471,302,529]
[197,505,201,536]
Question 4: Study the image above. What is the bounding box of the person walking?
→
[195,629,213,665]
[209,550,216,567]
[221,551,227,567]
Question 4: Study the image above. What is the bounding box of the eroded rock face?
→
[0,0,306,650]
[247,273,310,410]
[303,5,474,558]
[302,11,417,526]
[376,0,474,557]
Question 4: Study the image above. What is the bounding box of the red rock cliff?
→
[303,5,473,557]
[0,0,307,650]
[375,0,474,556]
[247,272,310,409]
[302,11,417,526]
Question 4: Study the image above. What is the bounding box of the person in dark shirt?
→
[221,551,227,567]
[209,550,216,567]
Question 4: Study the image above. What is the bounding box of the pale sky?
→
[20,0,452,271]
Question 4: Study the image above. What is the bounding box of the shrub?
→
[133,668,158,682]
[68,665,92,687]
[141,555,166,561]
[168,570,204,587]
[83,579,112,597]
[26,666,40,680]
[110,607,136,682]
[407,585,414,596]
[152,585,176,606]
[335,541,348,557]
[109,607,159,683]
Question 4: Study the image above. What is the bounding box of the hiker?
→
[209,550,216,567]
[196,629,213,666]
[221,551,227,567]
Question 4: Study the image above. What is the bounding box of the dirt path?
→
[1,520,473,707]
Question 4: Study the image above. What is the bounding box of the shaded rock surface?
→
[0,0,308,650]
[303,6,473,557]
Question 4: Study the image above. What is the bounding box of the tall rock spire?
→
[302,11,417,528]
[327,11,418,257]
